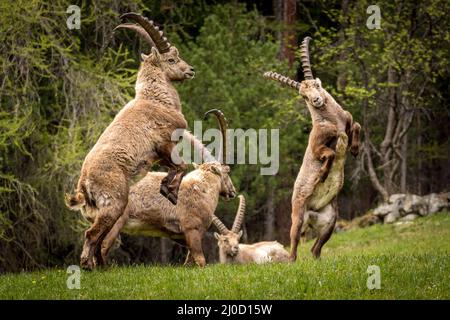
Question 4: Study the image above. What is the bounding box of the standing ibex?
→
[212,195,289,264]
[264,37,361,261]
[97,110,236,267]
[66,13,196,270]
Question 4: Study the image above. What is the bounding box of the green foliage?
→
[1,212,449,299]
[0,0,141,271]
[0,0,449,272]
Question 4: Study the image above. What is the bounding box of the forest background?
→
[0,0,448,272]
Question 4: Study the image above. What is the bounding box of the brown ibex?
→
[96,110,236,267]
[264,37,361,261]
[212,195,290,264]
[66,13,195,270]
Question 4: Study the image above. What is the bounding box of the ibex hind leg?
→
[311,199,338,259]
[289,197,307,262]
[80,198,128,270]
[99,208,130,264]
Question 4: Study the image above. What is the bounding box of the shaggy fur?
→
[66,19,196,270]
[99,162,236,267]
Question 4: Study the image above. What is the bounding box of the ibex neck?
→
[135,70,182,111]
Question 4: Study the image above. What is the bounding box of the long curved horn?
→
[231,195,246,233]
[204,109,228,164]
[263,71,300,90]
[300,36,314,80]
[120,12,171,53]
[114,23,156,48]
[211,215,229,235]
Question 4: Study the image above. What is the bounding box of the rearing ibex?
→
[66,13,195,270]
[264,37,361,261]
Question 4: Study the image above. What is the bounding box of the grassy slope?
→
[1,213,449,300]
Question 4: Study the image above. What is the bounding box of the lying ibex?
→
[98,110,236,267]
[213,195,289,264]
[66,13,195,270]
[264,37,361,261]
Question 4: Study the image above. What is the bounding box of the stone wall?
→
[373,192,450,224]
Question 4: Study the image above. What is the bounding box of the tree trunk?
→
[400,132,408,193]
[264,188,275,240]
[280,0,297,67]
[273,0,283,52]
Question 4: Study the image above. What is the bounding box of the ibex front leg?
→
[349,122,361,157]
[311,123,338,183]
[159,142,187,205]
[344,111,361,157]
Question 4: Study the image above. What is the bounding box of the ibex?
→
[97,110,236,267]
[264,37,361,261]
[212,195,290,264]
[66,13,196,270]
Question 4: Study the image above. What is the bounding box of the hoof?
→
[160,184,170,197]
[288,255,297,263]
[166,192,178,205]
[80,257,94,271]
[160,184,178,205]
[320,173,329,183]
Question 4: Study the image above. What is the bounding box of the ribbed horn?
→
[263,71,300,90]
[211,215,229,235]
[204,109,228,164]
[300,36,314,80]
[120,12,171,53]
[231,195,246,233]
[114,23,156,48]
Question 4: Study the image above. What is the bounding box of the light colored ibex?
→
[264,37,361,261]
[213,195,289,264]
[98,110,236,267]
[66,13,196,270]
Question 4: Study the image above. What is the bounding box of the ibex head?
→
[202,109,236,200]
[194,162,236,200]
[212,195,246,257]
[115,13,195,81]
[298,37,325,108]
[264,37,325,108]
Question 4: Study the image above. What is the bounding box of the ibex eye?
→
[168,58,176,64]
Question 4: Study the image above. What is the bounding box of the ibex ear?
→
[149,47,161,66]
[315,78,322,87]
[238,230,243,239]
[192,162,199,169]
[141,53,149,61]
[210,165,221,176]
[214,232,220,240]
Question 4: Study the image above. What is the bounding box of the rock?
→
[384,211,400,224]
[389,194,406,206]
[423,193,449,215]
[400,213,419,222]
[402,194,427,216]
[394,221,413,227]
[373,203,397,217]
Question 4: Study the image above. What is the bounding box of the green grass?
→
[1,213,449,299]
